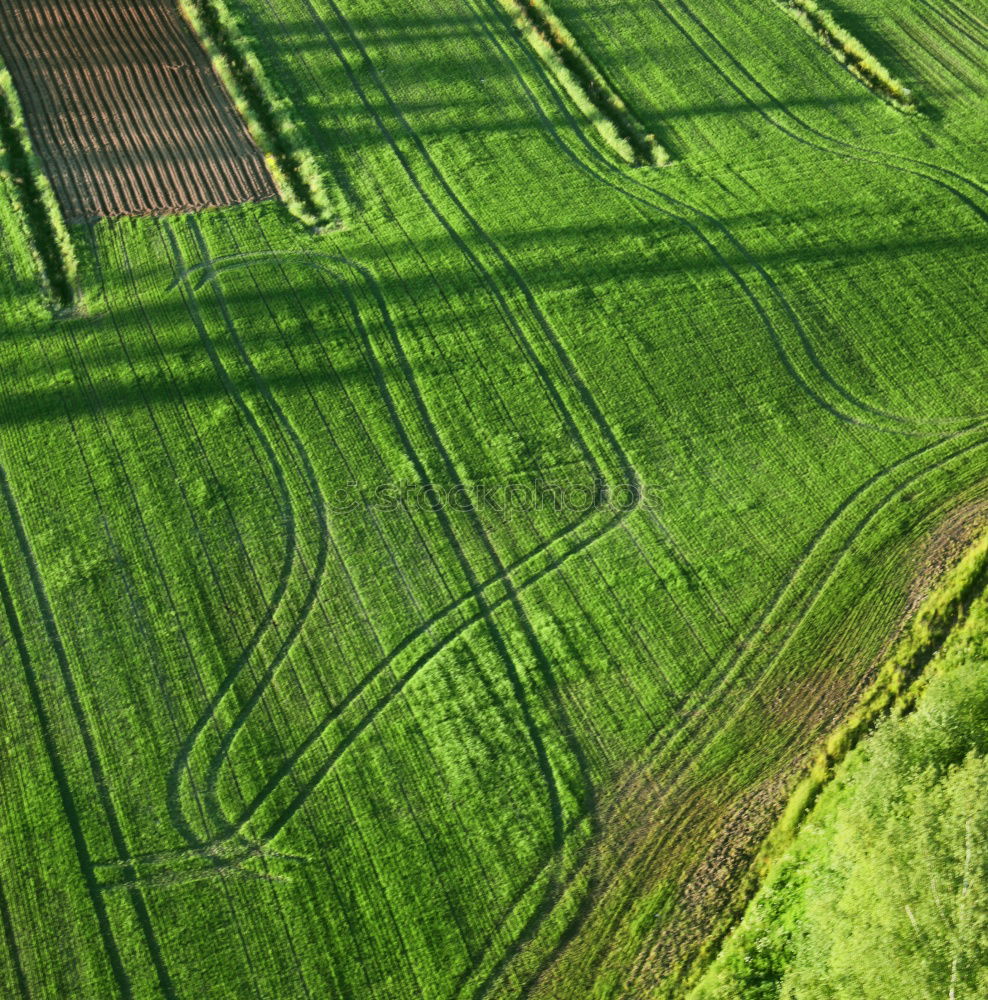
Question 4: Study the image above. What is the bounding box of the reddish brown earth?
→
[0,0,276,222]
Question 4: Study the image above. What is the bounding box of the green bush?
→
[179,0,338,225]
[0,67,77,308]
[498,0,671,167]
[692,536,988,999]
[781,0,916,112]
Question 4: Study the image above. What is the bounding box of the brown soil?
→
[907,497,988,613]
[0,0,276,221]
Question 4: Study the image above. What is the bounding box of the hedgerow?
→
[497,0,671,166]
[179,0,339,226]
[686,529,988,996]
[0,68,78,309]
[780,0,917,112]
[693,538,988,999]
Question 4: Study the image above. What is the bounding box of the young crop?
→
[498,0,671,166]
[779,0,917,112]
[179,0,339,226]
[0,2,984,999]
[0,68,77,309]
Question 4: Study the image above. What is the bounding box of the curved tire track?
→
[161,219,331,851]
[466,0,970,437]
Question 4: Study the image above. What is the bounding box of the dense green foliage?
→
[180,0,338,225]
[0,67,77,306]
[778,0,916,111]
[687,530,988,986]
[0,0,985,998]
[693,578,988,1000]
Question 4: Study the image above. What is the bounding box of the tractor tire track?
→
[0,462,175,998]
[0,548,132,1000]
[179,217,335,839]
[466,0,941,438]
[669,0,988,221]
[185,224,421,842]
[524,423,987,995]
[158,250,633,848]
[162,220,330,852]
[91,222,307,867]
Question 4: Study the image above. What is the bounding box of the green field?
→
[0,0,986,998]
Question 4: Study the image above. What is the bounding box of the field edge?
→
[680,519,988,996]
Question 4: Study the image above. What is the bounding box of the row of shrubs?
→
[0,69,78,309]
[781,0,916,112]
[498,0,671,167]
[179,0,338,226]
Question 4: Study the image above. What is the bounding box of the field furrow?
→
[0,0,276,221]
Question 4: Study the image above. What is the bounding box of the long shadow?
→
[0,223,976,427]
[818,0,920,84]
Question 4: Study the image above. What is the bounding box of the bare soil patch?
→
[0,0,276,221]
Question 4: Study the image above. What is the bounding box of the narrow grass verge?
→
[179,0,339,227]
[497,0,671,166]
[779,0,917,112]
[0,68,78,310]
[684,527,988,991]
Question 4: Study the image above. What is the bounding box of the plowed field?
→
[0,0,275,221]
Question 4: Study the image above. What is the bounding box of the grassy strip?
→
[497,0,670,166]
[779,0,917,112]
[179,0,338,227]
[684,527,988,990]
[0,68,78,309]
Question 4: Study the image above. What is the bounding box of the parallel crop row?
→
[779,0,917,111]
[498,0,671,166]
[180,0,338,225]
[0,68,76,308]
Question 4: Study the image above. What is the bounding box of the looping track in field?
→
[462,0,942,438]
[162,219,333,853]
[96,227,647,914]
[94,17,671,994]
[0,0,276,221]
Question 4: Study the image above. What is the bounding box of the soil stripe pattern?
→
[0,0,276,221]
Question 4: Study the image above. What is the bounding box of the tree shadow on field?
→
[0,346,415,431]
[2,217,985,430]
[262,11,878,129]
